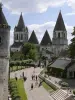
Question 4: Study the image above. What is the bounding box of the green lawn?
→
[16,79,27,100]
[42,82,54,93]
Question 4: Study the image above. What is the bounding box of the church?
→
[11,11,68,57]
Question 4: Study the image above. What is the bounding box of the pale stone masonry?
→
[0,3,10,100]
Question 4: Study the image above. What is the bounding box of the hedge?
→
[9,79,21,100]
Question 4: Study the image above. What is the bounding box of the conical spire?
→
[28,30,39,44]
[0,3,8,25]
[54,11,66,31]
[40,30,52,45]
[16,12,25,31]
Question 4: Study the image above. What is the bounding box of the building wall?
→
[11,46,22,52]
[52,30,68,56]
[0,58,9,100]
[52,31,68,45]
[40,45,52,60]
[52,45,68,56]
[0,28,10,57]
[0,27,10,100]
[14,31,28,43]
[67,64,75,78]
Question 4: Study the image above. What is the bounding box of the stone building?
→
[52,11,68,56]
[11,11,68,57]
[11,13,28,52]
[0,3,10,100]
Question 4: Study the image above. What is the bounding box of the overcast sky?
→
[1,0,75,45]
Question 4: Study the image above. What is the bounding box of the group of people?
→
[15,72,27,81]
[31,74,42,90]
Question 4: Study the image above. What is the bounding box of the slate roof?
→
[15,13,25,31]
[28,30,39,44]
[0,3,8,25]
[40,30,52,46]
[11,42,23,48]
[50,58,71,70]
[54,11,66,31]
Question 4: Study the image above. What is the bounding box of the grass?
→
[16,79,27,100]
[42,82,54,93]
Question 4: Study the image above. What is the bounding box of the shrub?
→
[73,90,75,95]
[9,79,21,100]
[61,82,69,87]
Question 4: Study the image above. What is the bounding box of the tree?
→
[22,43,38,60]
[69,27,75,59]
[10,51,24,61]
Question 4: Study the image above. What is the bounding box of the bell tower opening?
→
[58,32,60,38]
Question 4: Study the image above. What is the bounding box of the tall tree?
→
[22,43,37,60]
[69,27,75,58]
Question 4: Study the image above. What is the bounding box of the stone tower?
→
[14,12,28,43]
[0,3,10,100]
[52,11,68,56]
[11,12,28,52]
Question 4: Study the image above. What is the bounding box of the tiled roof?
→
[28,30,39,44]
[40,30,52,45]
[15,13,25,31]
[11,42,23,48]
[54,11,66,31]
[0,3,8,25]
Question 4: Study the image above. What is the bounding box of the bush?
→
[9,79,21,100]
[73,90,75,95]
[61,82,69,87]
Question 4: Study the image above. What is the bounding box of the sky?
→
[1,0,75,45]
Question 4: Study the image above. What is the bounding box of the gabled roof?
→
[0,3,8,25]
[40,30,52,46]
[50,58,71,70]
[54,11,66,31]
[11,42,23,48]
[28,30,39,44]
[15,13,25,31]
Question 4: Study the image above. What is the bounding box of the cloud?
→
[65,12,75,16]
[1,0,75,16]
[1,0,66,14]
[65,0,75,16]
[28,22,73,44]
[67,0,75,10]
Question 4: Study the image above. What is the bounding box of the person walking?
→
[22,72,24,78]
[32,75,33,80]
[31,83,33,90]
[36,75,37,81]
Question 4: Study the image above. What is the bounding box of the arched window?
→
[16,34,18,40]
[58,32,60,38]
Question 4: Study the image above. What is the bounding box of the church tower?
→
[11,13,28,52]
[14,12,28,43]
[52,11,68,56]
[0,3,10,100]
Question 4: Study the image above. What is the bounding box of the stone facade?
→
[67,63,75,78]
[0,3,10,100]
